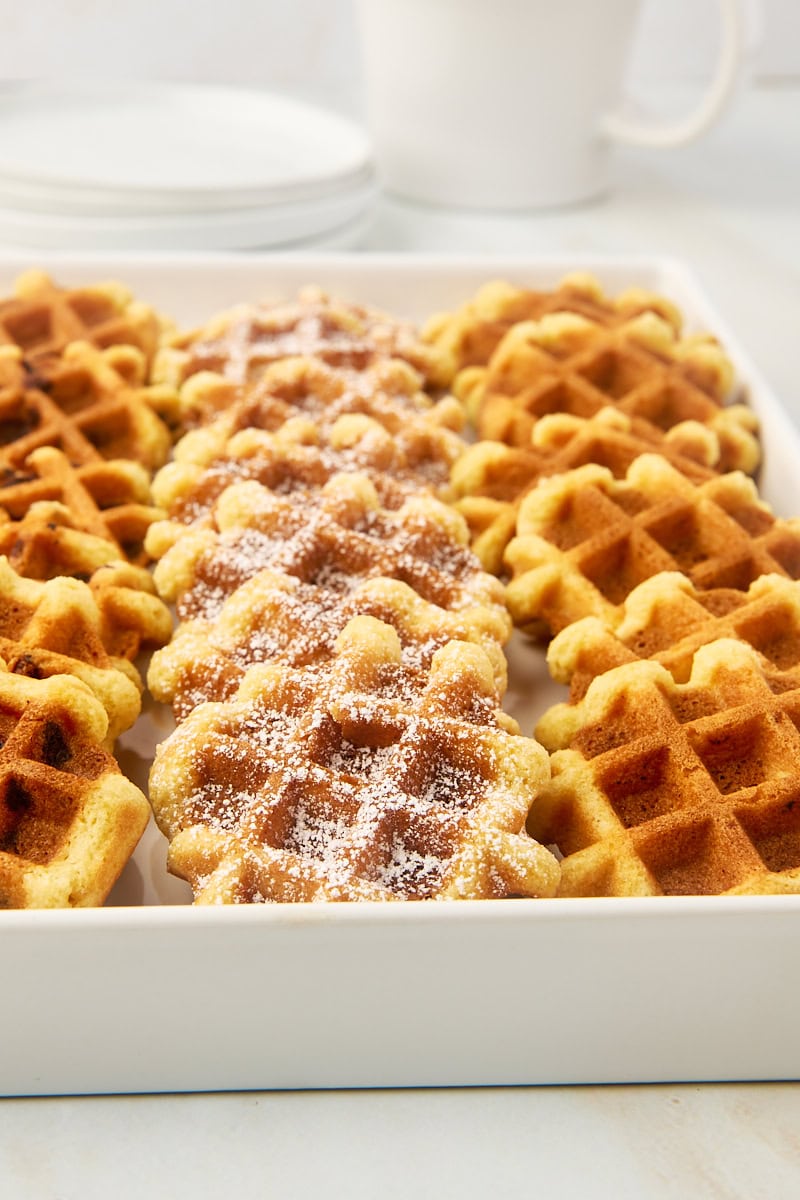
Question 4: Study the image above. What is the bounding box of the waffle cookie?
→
[451,407,718,575]
[0,444,164,566]
[149,572,510,721]
[150,616,558,903]
[0,556,142,742]
[0,342,171,472]
[422,272,686,377]
[0,270,166,366]
[530,638,800,896]
[545,572,800,709]
[148,474,506,626]
[455,310,758,476]
[154,285,452,392]
[0,667,149,907]
[505,455,800,638]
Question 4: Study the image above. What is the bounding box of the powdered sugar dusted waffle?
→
[149,616,557,903]
[149,572,510,721]
[149,473,507,627]
[154,285,452,392]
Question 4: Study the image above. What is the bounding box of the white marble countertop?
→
[2,82,799,1199]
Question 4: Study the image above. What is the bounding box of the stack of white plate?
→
[0,81,376,251]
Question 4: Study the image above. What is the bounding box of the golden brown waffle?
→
[530,638,800,896]
[154,285,452,391]
[149,571,511,721]
[422,272,686,377]
[456,310,758,476]
[451,407,718,575]
[0,667,149,907]
[0,342,171,472]
[545,572,800,708]
[0,556,142,742]
[149,615,558,902]
[505,455,800,638]
[0,445,163,565]
[148,474,506,626]
[0,270,165,367]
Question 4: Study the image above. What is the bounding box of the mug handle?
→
[601,0,747,148]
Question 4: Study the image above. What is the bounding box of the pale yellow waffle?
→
[148,473,506,627]
[455,310,758,476]
[0,556,142,741]
[150,616,558,903]
[0,666,149,907]
[0,445,163,565]
[422,272,685,378]
[154,285,452,392]
[530,638,800,896]
[451,407,718,575]
[149,571,510,721]
[505,455,800,638]
[0,342,171,472]
[0,270,166,367]
[545,572,800,708]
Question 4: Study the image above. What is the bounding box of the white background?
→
[0,0,797,111]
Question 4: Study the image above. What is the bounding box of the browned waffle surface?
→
[450,407,718,575]
[0,270,166,366]
[505,455,800,639]
[0,342,171,472]
[455,309,758,477]
[0,669,149,907]
[546,572,800,705]
[0,556,142,741]
[154,286,452,391]
[422,272,686,376]
[530,638,800,896]
[0,445,164,566]
[150,616,558,902]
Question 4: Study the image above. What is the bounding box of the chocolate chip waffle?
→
[0,556,142,742]
[0,667,149,907]
[3,568,144,745]
[0,270,165,366]
[0,342,171,472]
[149,616,558,903]
[422,272,685,377]
[149,571,511,721]
[149,474,506,627]
[505,455,800,638]
[456,310,758,476]
[0,444,163,566]
[530,638,800,896]
[451,407,718,575]
[154,285,452,392]
[545,572,800,710]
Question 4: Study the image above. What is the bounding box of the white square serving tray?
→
[2,252,799,1096]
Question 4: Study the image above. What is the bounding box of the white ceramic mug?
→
[355,0,748,210]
